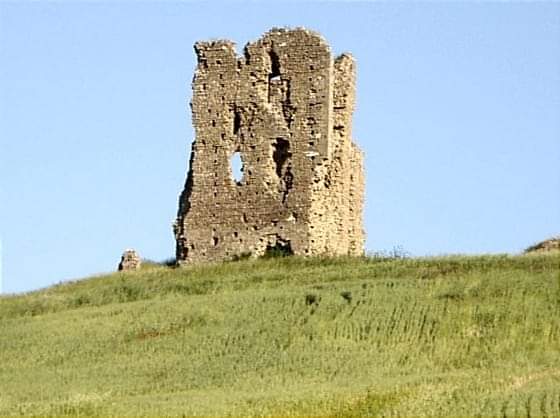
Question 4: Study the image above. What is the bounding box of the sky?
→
[1,1,559,294]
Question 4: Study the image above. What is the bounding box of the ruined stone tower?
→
[174,28,364,264]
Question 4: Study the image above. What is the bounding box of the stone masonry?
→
[174,28,364,264]
[118,249,142,271]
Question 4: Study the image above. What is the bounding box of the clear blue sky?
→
[1,2,559,294]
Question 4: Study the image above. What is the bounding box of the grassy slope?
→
[0,254,559,417]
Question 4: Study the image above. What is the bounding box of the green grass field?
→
[1,253,559,417]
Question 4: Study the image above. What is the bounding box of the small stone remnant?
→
[524,237,560,253]
[174,27,365,264]
[118,249,142,271]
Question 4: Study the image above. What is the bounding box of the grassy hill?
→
[1,253,559,417]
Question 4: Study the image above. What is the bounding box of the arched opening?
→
[264,240,293,258]
[230,152,244,184]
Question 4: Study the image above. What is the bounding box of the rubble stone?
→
[118,249,142,271]
[174,28,365,264]
[525,237,560,253]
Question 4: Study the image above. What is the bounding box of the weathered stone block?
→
[118,249,141,271]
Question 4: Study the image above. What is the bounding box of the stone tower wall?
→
[175,28,364,263]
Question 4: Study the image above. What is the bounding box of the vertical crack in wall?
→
[272,138,290,177]
[233,107,242,136]
[268,49,281,80]
[281,80,295,129]
[272,137,293,204]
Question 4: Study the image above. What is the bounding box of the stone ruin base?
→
[118,249,142,271]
